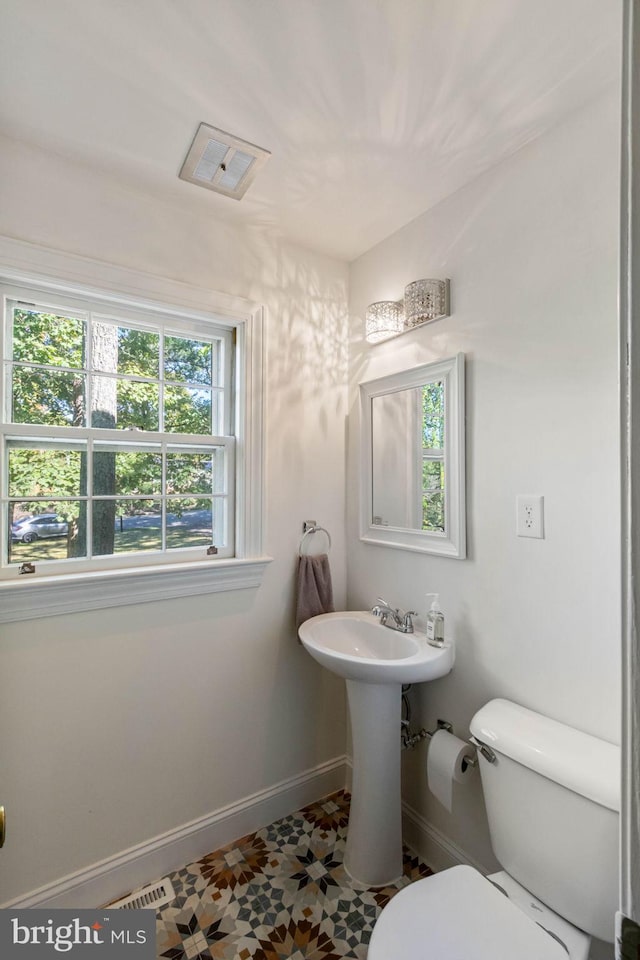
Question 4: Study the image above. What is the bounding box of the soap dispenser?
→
[426,593,445,648]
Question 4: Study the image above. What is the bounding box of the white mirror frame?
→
[359,353,466,558]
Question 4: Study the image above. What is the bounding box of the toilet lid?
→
[368,865,570,960]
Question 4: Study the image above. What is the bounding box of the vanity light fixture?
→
[365,279,450,343]
[404,279,450,328]
[365,301,405,343]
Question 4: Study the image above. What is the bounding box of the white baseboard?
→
[401,800,490,875]
[2,756,348,910]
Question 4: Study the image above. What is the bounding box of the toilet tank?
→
[470,699,619,943]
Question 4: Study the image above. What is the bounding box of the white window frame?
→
[0,237,269,622]
[3,288,237,565]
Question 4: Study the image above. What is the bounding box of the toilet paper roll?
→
[426,729,475,811]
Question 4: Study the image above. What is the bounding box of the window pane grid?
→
[6,494,231,565]
[2,293,235,571]
[7,304,228,437]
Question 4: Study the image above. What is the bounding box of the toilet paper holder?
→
[425,719,496,767]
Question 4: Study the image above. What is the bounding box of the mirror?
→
[360,354,465,557]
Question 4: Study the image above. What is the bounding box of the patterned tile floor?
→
[154,790,431,959]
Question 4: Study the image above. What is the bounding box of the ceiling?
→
[0,0,621,262]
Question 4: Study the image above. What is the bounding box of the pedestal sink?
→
[298,610,454,886]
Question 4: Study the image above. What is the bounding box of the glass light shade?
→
[365,301,404,343]
[404,279,450,328]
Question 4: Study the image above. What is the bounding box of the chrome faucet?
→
[370,598,417,633]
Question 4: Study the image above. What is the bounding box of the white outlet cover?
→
[516,495,544,538]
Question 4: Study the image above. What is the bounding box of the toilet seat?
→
[368,865,570,960]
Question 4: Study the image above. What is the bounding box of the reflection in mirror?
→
[361,354,465,558]
[371,381,445,532]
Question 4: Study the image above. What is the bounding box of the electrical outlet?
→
[516,495,544,538]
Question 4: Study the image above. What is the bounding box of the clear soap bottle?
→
[426,593,445,648]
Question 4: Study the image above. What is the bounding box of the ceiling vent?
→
[179,123,270,200]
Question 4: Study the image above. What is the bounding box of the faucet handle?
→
[376,597,403,615]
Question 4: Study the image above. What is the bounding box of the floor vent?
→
[109,878,176,910]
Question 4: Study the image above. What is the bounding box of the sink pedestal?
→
[344,679,403,886]
[298,611,454,888]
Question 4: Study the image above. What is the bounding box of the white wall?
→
[0,135,349,903]
[347,88,621,875]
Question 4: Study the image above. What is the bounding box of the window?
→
[0,260,268,621]
[418,381,445,533]
[1,286,238,575]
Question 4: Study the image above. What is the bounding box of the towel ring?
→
[299,525,332,555]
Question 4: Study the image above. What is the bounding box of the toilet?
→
[368,699,620,960]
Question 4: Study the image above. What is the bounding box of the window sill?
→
[0,556,273,624]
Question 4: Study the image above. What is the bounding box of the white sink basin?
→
[298,610,454,683]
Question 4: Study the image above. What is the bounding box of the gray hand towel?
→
[296,553,335,629]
